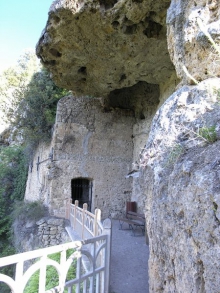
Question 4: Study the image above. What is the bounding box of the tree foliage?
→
[1,51,68,149]
[0,145,28,293]
[14,68,68,146]
[0,53,68,293]
[0,145,28,238]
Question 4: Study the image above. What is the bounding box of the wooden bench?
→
[118,211,145,236]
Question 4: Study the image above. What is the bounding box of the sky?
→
[0,0,53,72]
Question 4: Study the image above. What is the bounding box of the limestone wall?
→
[131,74,179,212]
[141,78,220,292]
[25,143,52,203]
[25,95,135,219]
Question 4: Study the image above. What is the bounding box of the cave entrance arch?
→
[71,178,93,211]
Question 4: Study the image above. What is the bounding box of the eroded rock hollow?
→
[36,0,174,96]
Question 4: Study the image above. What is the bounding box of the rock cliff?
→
[35,0,220,292]
[141,78,220,292]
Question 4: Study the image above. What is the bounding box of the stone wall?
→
[25,82,174,215]
[37,217,69,247]
[13,215,70,253]
[25,95,135,218]
[25,143,52,203]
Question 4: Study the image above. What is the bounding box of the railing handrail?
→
[0,235,109,293]
[0,200,111,293]
[0,241,81,267]
[68,200,104,240]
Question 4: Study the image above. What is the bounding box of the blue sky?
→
[0,0,52,72]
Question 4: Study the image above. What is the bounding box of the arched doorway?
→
[71,178,93,211]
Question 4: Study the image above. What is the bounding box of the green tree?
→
[0,51,68,149]
[0,52,68,293]
[0,145,28,293]
[0,145,28,237]
[14,68,68,147]
[0,50,40,121]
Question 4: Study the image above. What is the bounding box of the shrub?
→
[0,145,28,237]
[0,145,28,293]
[11,200,48,222]
[165,143,185,166]
[1,53,69,150]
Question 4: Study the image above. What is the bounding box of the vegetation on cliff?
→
[1,51,69,151]
[0,145,28,292]
[0,52,68,292]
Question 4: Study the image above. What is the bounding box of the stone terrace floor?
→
[110,219,149,293]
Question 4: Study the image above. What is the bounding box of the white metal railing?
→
[0,201,111,293]
[66,200,103,240]
[65,200,111,292]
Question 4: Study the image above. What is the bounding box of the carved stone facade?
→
[25,79,174,217]
[26,95,135,218]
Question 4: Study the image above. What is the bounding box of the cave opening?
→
[105,81,160,119]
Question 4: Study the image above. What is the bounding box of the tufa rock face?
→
[36,0,174,96]
[167,0,220,85]
[141,78,220,292]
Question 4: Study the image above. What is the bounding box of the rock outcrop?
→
[36,0,174,96]
[167,0,220,85]
[141,78,220,292]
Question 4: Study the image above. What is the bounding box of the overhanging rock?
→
[36,0,174,96]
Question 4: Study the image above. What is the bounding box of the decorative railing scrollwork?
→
[0,201,111,293]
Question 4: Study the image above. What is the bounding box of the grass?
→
[165,143,185,166]
[198,126,217,143]
[24,249,76,293]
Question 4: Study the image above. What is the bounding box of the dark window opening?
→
[71,178,93,211]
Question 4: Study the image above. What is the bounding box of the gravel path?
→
[110,219,149,293]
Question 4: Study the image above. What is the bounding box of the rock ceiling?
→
[36,0,174,96]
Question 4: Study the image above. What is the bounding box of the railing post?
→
[74,200,79,231]
[15,261,24,293]
[39,254,47,292]
[94,209,101,237]
[102,218,112,293]
[65,198,72,220]
[82,203,88,240]
[59,250,67,291]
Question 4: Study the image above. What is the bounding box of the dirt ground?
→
[110,219,149,293]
